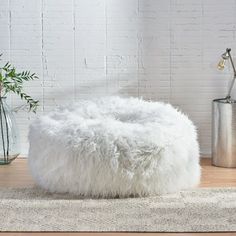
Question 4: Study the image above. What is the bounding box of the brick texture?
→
[0,0,236,156]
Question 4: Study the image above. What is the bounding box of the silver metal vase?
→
[212,98,236,167]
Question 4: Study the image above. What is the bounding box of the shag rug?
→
[28,96,200,197]
[0,187,236,232]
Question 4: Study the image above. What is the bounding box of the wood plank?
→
[200,159,236,187]
[0,158,236,188]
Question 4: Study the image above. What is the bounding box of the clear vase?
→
[0,97,20,164]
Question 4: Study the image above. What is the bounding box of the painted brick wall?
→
[0,0,236,156]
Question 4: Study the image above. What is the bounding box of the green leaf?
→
[0,56,39,112]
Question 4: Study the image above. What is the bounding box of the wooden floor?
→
[1,158,236,188]
[0,158,236,236]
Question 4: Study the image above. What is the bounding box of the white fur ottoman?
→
[28,96,200,197]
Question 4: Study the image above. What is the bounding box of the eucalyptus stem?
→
[1,99,9,158]
[0,55,39,113]
[0,97,6,162]
[0,54,39,164]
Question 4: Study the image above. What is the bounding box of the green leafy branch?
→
[0,54,39,113]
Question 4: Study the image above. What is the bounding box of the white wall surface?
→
[0,0,236,156]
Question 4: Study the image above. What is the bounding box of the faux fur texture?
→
[28,96,200,197]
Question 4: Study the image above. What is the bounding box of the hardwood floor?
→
[0,158,34,188]
[200,159,236,187]
[1,158,236,188]
[0,158,236,236]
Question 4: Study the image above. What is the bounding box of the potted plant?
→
[0,54,39,164]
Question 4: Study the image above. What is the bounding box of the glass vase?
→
[0,97,20,164]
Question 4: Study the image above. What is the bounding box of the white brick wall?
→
[0,0,236,156]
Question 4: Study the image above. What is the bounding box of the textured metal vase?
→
[0,97,20,164]
[212,98,236,167]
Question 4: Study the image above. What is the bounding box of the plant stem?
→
[0,97,6,162]
[1,99,9,157]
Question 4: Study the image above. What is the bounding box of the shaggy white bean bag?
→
[28,96,200,197]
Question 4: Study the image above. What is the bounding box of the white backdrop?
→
[0,0,236,156]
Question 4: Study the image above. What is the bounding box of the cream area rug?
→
[0,187,236,232]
